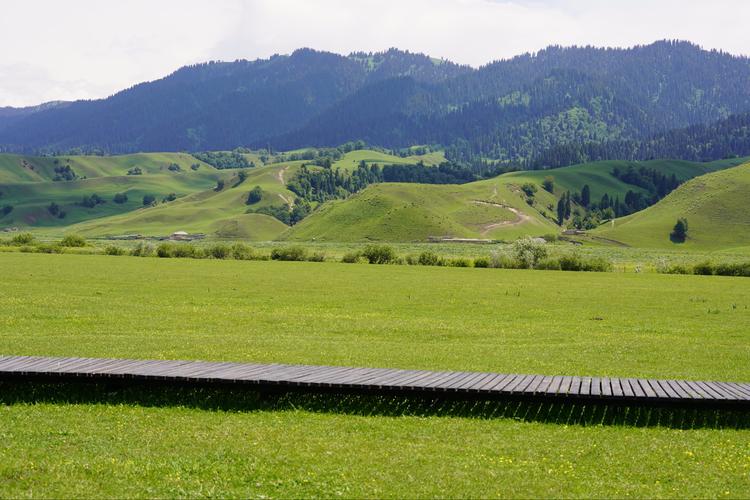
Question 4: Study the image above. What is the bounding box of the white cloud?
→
[1,0,748,106]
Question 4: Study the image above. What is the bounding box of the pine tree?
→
[581,184,590,207]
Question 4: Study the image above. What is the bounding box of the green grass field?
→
[1,252,749,497]
[595,161,750,250]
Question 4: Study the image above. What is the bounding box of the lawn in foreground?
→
[1,252,750,497]
[1,397,748,498]
[1,252,750,380]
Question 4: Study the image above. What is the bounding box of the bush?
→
[10,232,35,245]
[246,186,263,205]
[361,245,397,264]
[521,183,538,198]
[341,251,363,263]
[1,205,13,216]
[512,237,548,269]
[447,257,472,268]
[665,264,691,275]
[490,252,518,269]
[715,262,750,277]
[230,242,256,260]
[271,246,308,261]
[537,258,562,271]
[113,193,128,204]
[307,252,326,262]
[156,243,176,258]
[670,218,688,243]
[173,244,203,259]
[130,242,154,257]
[693,261,714,275]
[143,194,156,206]
[104,245,126,256]
[417,251,444,266]
[207,244,231,259]
[473,256,491,268]
[60,234,86,247]
[35,243,64,254]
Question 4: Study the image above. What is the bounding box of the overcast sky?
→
[1,0,749,107]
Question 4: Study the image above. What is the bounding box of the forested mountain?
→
[1,41,749,166]
[531,112,750,168]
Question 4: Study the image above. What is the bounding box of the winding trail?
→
[473,200,532,236]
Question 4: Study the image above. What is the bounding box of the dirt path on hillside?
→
[276,165,289,185]
[473,200,532,236]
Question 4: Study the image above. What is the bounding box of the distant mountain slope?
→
[1,41,749,163]
[593,162,750,249]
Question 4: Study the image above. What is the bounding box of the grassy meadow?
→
[1,252,749,497]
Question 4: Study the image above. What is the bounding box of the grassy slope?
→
[331,149,445,172]
[0,152,211,183]
[504,158,748,202]
[64,163,298,239]
[0,171,223,228]
[1,253,749,497]
[286,158,745,243]
[594,162,750,250]
[285,178,557,242]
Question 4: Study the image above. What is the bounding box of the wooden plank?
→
[697,381,730,400]
[590,378,602,396]
[558,376,573,395]
[579,377,592,396]
[646,380,668,399]
[636,379,657,398]
[620,378,635,397]
[489,374,521,392]
[610,378,624,397]
[713,382,748,400]
[510,375,537,394]
[656,380,679,399]
[600,377,613,397]
[568,376,582,395]
[684,381,714,399]
[723,382,750,399]
[545,375,565,395]
[524,375,546,394]
[473,373,508,392]
[665,380,690,399]
[460,372,498,392]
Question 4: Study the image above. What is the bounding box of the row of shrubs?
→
[340,243,612,272]
[660,261,750,277]
[4,234,613,273]
[2,232,88,250]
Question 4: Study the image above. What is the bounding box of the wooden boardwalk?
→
[1,355,749,408]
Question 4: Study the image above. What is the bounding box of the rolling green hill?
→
[593,161,750,249]
[331,149,446,171]
[0,153,213,183]
[3,151,746,244]
[503,158,748,202]
[284,177,557,242]
[61,162,299,239]
[283,157,746,243]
